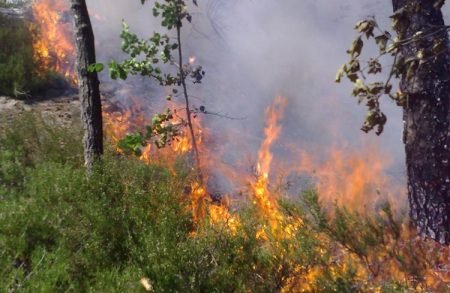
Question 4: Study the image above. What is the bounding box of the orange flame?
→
[30,0,76,83]
[102,99,203,164]
[296,144,406,211]
[102,94,450,290]
[250,96,302,238]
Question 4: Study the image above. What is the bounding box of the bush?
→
[0,14,34,96]
[0,13,58,97]
[0,114,443,292]
[0,113,196,291]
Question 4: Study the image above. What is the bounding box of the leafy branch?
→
[336,8,450,135]
[106,0,204,172]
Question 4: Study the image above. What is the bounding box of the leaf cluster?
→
[336,9,450,135]
[109,22,179,85]
[106,0,203,156]
[118,108,187,156]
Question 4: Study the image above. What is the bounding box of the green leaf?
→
[117,132,145,156]
[87,63,104,73]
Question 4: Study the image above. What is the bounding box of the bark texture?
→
[393,0,450,243]
[70,0,103,171]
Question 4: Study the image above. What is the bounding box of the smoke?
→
[87,0,414,208]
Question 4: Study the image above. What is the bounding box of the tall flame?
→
[30,0,76,83]
[251,96,296,237]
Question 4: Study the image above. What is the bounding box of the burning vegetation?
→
[2,0,450,291]
[100,93,450,291]
[29,0,76,84]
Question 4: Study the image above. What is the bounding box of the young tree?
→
[70,0,103,171]
[109,0,204,174]
[337,0,450,243]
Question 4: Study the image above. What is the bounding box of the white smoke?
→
[86,0,436,207]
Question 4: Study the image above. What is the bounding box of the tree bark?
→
[392,0,450,243]
[70,0,103,171]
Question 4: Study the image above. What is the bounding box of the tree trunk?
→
[70,0,103,171]
[393,0,450,243]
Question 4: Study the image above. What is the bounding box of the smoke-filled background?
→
[86,0,440,210]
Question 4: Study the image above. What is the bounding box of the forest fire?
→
[101,94,450,291]
[6,0,450,290]
[251,96,291,237]
[30,0,76,83]
[102,93,401,223]
[102,98,241,228]
[296,145,405,212]
[102,99,202,163]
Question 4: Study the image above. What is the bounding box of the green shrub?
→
[0,13,59,97]
[0,114,439,292]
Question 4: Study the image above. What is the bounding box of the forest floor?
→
[0,95,80,132]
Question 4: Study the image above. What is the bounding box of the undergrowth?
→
[0,0,28,8]
[0,13,61,97]
[0,113,447,292]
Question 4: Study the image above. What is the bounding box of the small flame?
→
[190,181,207,223]
[102,98,204,165]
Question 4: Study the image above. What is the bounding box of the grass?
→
[0,113,445,292]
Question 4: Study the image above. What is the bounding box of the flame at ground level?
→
[102,99,203,164]
[296,145,406,212]
[101,95,450,291]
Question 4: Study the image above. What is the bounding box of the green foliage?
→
[0,14,54,97]
[302,191,433,290]
[109,0,204,157]
[0,113,83,196]
[0,14,34,96]
[117,108,187,157]
[87,62,104,73]
[0,115,437,291]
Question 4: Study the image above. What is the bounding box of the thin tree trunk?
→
[175,7,202,177]
[70,0,103,171]
[393,0,450,243]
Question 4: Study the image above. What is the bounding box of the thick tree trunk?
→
[393,0,450,243]
[70,0,103,171]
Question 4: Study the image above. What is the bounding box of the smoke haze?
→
[86,0,446,209]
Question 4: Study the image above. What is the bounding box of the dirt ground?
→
[0,95,81,132]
